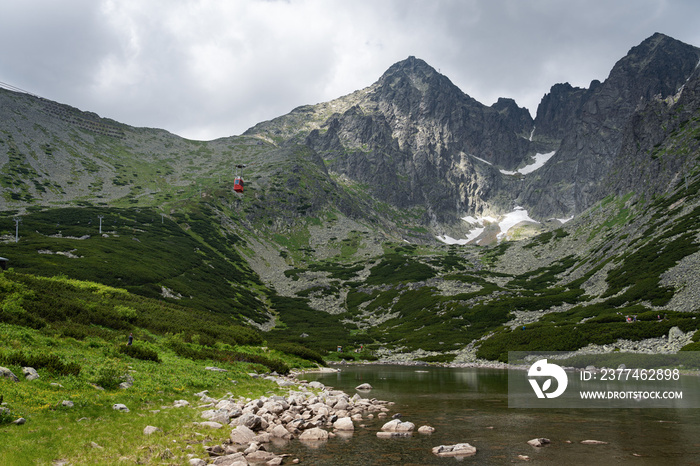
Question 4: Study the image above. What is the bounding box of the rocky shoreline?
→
[177,372,454,465]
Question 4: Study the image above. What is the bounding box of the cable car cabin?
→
[233,177,244,193]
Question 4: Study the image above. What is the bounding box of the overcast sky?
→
[1,0,699,141]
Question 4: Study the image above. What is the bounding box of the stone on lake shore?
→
[355,383,372,390]
[333,416,354,431]
[230,425,256,445]
[432,443,477,457]
[580,439,608,445]
[299,427,329,441]
[527,438,550,447]
[211,452,245,465]
[270,424,294,439]
[381,419,415,432]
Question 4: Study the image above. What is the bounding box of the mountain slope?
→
[1,34,700,362]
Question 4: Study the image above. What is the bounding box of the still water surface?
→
[272,365,700,465]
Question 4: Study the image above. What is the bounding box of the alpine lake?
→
[266,364,700,465]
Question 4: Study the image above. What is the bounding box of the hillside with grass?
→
[1,32,700,371]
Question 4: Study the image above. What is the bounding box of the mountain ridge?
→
[2,33,700,364]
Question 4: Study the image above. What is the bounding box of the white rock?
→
[298,427,329,441]
[230,425,256,445]
[270,424,294,439]
[333,417,354,431]
[381,419,415,432]
[432,443,477,457]
[527,438,550,447]
[143,426,162,435]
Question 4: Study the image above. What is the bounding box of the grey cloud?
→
[2,0,700,140]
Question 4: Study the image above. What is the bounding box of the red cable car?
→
[233,176,244,193]
[233,164,246,193]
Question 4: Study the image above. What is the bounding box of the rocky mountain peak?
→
[606,32,700,101]
[379,56,439,83]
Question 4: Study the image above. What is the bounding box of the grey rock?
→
[21,367,39,381]
[432,443,477,457]
[0,367,19,382]
[528,438,551,447]
[112,403,129,412]
[229,425,256,445]
[298,427,329,441]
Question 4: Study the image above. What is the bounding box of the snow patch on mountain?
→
[500,151,556,175]
[436,207,540,245]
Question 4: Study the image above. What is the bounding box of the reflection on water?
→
[269,365,700,465]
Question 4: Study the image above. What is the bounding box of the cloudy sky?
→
[2,0,699,141]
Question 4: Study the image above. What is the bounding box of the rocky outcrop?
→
[526,33,700,218]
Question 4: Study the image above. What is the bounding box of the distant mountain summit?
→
[525,32,700,218]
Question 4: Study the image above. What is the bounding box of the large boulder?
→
[0,367,19,382]
[669,326,685,341]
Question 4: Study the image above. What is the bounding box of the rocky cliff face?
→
[524,33,700,217]
[304,56,537,233]
[260,34,700,237]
